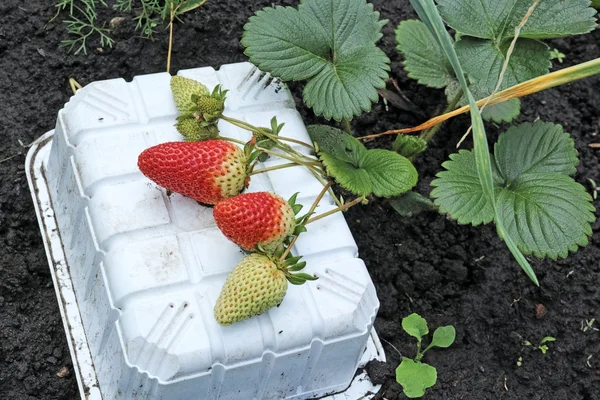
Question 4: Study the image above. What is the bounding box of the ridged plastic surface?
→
[44,62,379,400]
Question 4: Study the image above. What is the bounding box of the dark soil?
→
[1,1,599,399]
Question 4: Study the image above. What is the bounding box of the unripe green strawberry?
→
[171,76,209,112]
[213,192,296,252]
[176,118,219,141]
[138,140,248,205]
[214,253,288,326]
[196,96,224,119]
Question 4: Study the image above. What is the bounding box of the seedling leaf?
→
[432,121,596,259]
[430,326,456,349]
[395,359,437,399]
[540,336,556,344]
[402,313,429,340]
[242,0,390,120]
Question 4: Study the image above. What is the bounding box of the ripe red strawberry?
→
[138,140,248,205]
[213,192,296,252]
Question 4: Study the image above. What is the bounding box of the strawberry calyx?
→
[260,251,317,286]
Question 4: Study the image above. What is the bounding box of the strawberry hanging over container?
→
[213,192,301,252]
[137,140,249,205]
[214,253,316,326]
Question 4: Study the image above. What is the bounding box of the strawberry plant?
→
[431,122,595,261]
[395,0,598,284]
[137,139,248,205]
[395,313,455,398]
[137,74,418,325]
[396,0,597,125]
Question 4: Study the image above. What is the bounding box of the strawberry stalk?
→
[306,197,365,224]
[249,161,322,176]
[279,182,332,261]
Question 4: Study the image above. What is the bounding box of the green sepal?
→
[247,150,262,165]
[282,255,303,267]
[287,275,308,285]
[293,224,308,235]
[291,272,318,281]
[287,262,307,272]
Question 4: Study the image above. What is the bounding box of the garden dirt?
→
[0,1,599,399]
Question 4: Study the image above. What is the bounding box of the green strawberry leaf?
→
[431,121,596,259]
[395,19,453,88]
[455,37,551,95]
[397,19,522,123]
[308,125,417,198]
[430,150,497,226]
[360,150,419,198]
[494,122,579,181]
[496,174,595,259]
[437,0,598,41]
[429,326,456,349]
[402,313,429,340]
[242,0,390,121]
[392,135,428,159]
[480,99,521,123]
[395,359,437,399]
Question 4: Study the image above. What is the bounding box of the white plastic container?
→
[26,62,384,400]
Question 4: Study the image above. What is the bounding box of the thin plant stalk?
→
[419,88,463,142]
[279,181,333,261]
[306,197,364,225]
[249,162,321,176]
[359,57,600,141]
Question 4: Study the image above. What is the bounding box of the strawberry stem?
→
[249,162,319,176]
[220,115,262,135]
[255,146,325,176]
[306,197,365,225]
[279,182,332,262]
[279,235,300,262]
[221,115,316,160]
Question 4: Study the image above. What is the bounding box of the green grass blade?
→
[409,0,539,285]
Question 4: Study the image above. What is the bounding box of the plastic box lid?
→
[40,62,380,400]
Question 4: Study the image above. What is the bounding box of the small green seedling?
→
[524,336,556,355]
[582,318,598,333]
[550,49,567,63]
[395,313,456,398]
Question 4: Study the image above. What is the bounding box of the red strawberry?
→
[213,192,296,252]
[138,140,248,205]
